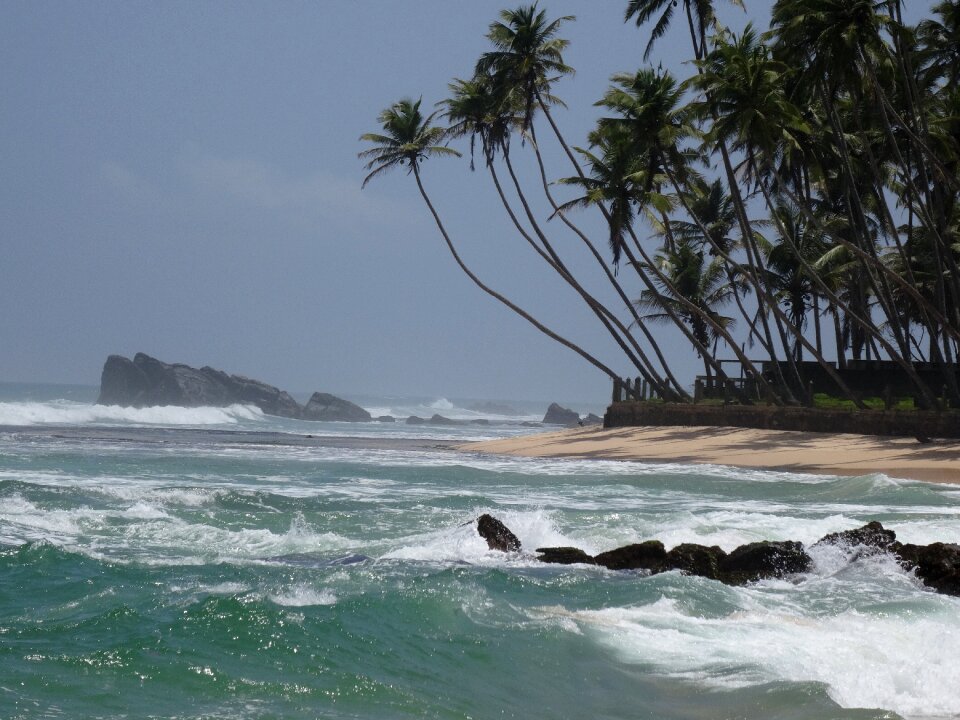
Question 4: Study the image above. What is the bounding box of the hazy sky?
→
[0,1,935,403]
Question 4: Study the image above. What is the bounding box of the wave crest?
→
[0,400,265,427]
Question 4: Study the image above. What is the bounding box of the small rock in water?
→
[536,547,595,565]
[477,514,521,552]
[664,543,727,580]
[895,542,960,596]
[593,541,666,571]
[719,541,811,584]
[813,521,896,551]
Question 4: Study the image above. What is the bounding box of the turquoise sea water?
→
[1,386,959,719]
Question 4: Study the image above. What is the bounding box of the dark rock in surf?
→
[594,541,666,571]
[813,521,896,552]
[477,514,960,598]
[377,415,396,422]
[536,547,595,565]
[542,403,580,426]
[302,392,371,422]
[582,413,603,426]
[97,353,302,418]
[719,541,811,584]
[664,543,727,580]
[406,414,463,426]
[895,542,960,596]
[477,514,521,552]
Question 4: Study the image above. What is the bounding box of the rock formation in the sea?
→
[542,403,580,426]
[476,514,521,552]
[302,392,371,422]
[377,415,396,423]
[475,516,960,597]
[98,353,369,422]
[406,414,463,426]
[582,413,603,426]
[98,353,302,417]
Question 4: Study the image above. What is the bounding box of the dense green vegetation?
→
[361,1,960,409]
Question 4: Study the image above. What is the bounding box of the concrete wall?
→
[604,402,960,439]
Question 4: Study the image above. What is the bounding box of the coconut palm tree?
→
[636,240,745,380]
[475,3,573,133]
[625,0,744,60]
[441,74,682,399]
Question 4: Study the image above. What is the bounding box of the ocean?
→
[1,383,958,719]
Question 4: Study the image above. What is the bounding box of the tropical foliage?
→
[361,1,960,408]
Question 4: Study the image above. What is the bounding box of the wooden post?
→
[883,384,893,410]
[623,378,633,401]
[807,380,815,407]
[613,378,622,404]
[694,378,703,403]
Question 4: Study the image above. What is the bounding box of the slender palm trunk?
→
[484,152,677,399]
[412,164,621,381]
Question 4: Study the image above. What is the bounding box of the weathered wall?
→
[604,402,960,439]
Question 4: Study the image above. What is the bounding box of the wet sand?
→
[462,426,960,484]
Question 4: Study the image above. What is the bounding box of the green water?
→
[1,403,959,719]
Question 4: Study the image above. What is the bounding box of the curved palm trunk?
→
[531,94,766,402]
[411,164,621,383]
[485,152,677,399]
[525,123,691,400]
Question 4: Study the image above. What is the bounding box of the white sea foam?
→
[560,592,960,718]
[383,508,585,564]
[269,585,337,607]
[0,400,265,427]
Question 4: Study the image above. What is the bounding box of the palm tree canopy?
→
[359,98,461,187]
[689,24,810,183]
[440,75,523,169]
[475,3,574,129]
[625,0,744,60]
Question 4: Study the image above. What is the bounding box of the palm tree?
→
[360,97,622,382]
[761,202,830,361]
[636,240,744,380]
[625,0,744,60]
[475,3,573,133]
[441,74,681,399]
[359,98,459,188]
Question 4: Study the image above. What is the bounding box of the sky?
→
[0,1,936,404]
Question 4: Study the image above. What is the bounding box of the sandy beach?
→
[464,426,960,484]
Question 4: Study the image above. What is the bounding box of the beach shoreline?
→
[461,425,960,484]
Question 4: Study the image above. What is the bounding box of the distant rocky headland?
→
[97,353,371,422]
[97,353,599,426]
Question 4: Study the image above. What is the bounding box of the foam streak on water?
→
[0,394,958,720]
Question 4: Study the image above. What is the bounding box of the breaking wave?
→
[0,400,265,427]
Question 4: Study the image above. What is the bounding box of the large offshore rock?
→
[542,403,580,426]
[302,392,371,422]
[97,352,301,418]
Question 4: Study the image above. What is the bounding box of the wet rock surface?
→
[477,514,521,552]
[479,518,960,596]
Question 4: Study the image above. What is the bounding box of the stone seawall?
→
[604,402,960,439]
